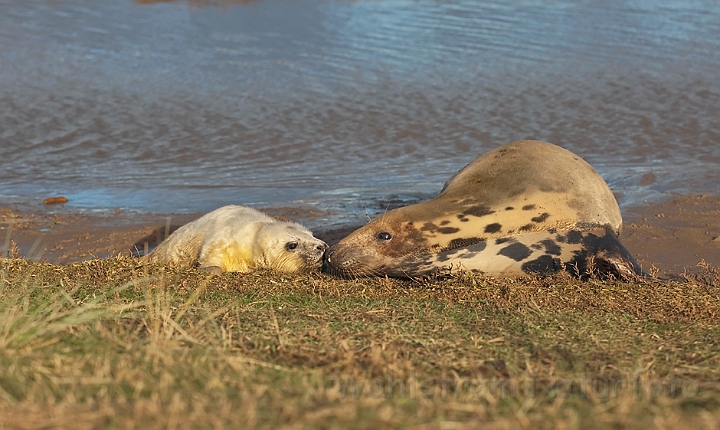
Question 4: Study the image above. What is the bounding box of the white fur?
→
[143,205,326,274]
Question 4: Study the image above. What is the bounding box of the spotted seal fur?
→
[323,140,644,279]
[143,205,327,275]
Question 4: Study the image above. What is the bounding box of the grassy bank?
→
[0,257,718,429]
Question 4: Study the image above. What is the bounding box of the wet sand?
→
[621,195,720,275]
[2,195,718,277]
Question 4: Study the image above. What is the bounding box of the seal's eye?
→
[286,242,298,251]
[376,232,392,241]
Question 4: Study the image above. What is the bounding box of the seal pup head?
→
[252,222,328,274]
[325,140,634,279]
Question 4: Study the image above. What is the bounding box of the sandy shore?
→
[620,195,720,274]
[2,195,719,277]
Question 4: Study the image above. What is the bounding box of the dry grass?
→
[0,257,719,429]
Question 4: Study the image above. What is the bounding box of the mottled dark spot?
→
[420,223,438,232]
[576,221,604,231]
[440,220,450,226]
[497,242,532,261]
[580,230,628,266]
[564,251,591,279]
[456,214,467,220]
[581,232,603,248]
[539,239,562,256]
[436,253,451,262]
[530,244,542,250]
[531,212,550,223]
[495,237,513,245]
[519,224,534,231]
[463,205,495,217]
[522,204,536,211]
[438,239,486,261]
[444,237,486,251]
[522,255,562,274]
[548,228,557,234]
[505,207,514,211]
[458,250,480,259]
[484,223,502,233]
[460,218,469,222]
[566,230,583,244]
[440,248,462,256]
[556,234,566,243]
[438,226,460,234]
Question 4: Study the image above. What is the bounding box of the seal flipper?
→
[565,226,648,280]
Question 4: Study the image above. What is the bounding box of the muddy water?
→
[1,0,719,229]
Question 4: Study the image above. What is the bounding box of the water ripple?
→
[0,0,718,217]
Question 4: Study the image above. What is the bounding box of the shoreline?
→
[2,194,719,277]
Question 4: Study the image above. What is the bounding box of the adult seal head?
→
[323,140,643,279]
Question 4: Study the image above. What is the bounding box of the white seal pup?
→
[324,140,644,279]
[143,205,327,275]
